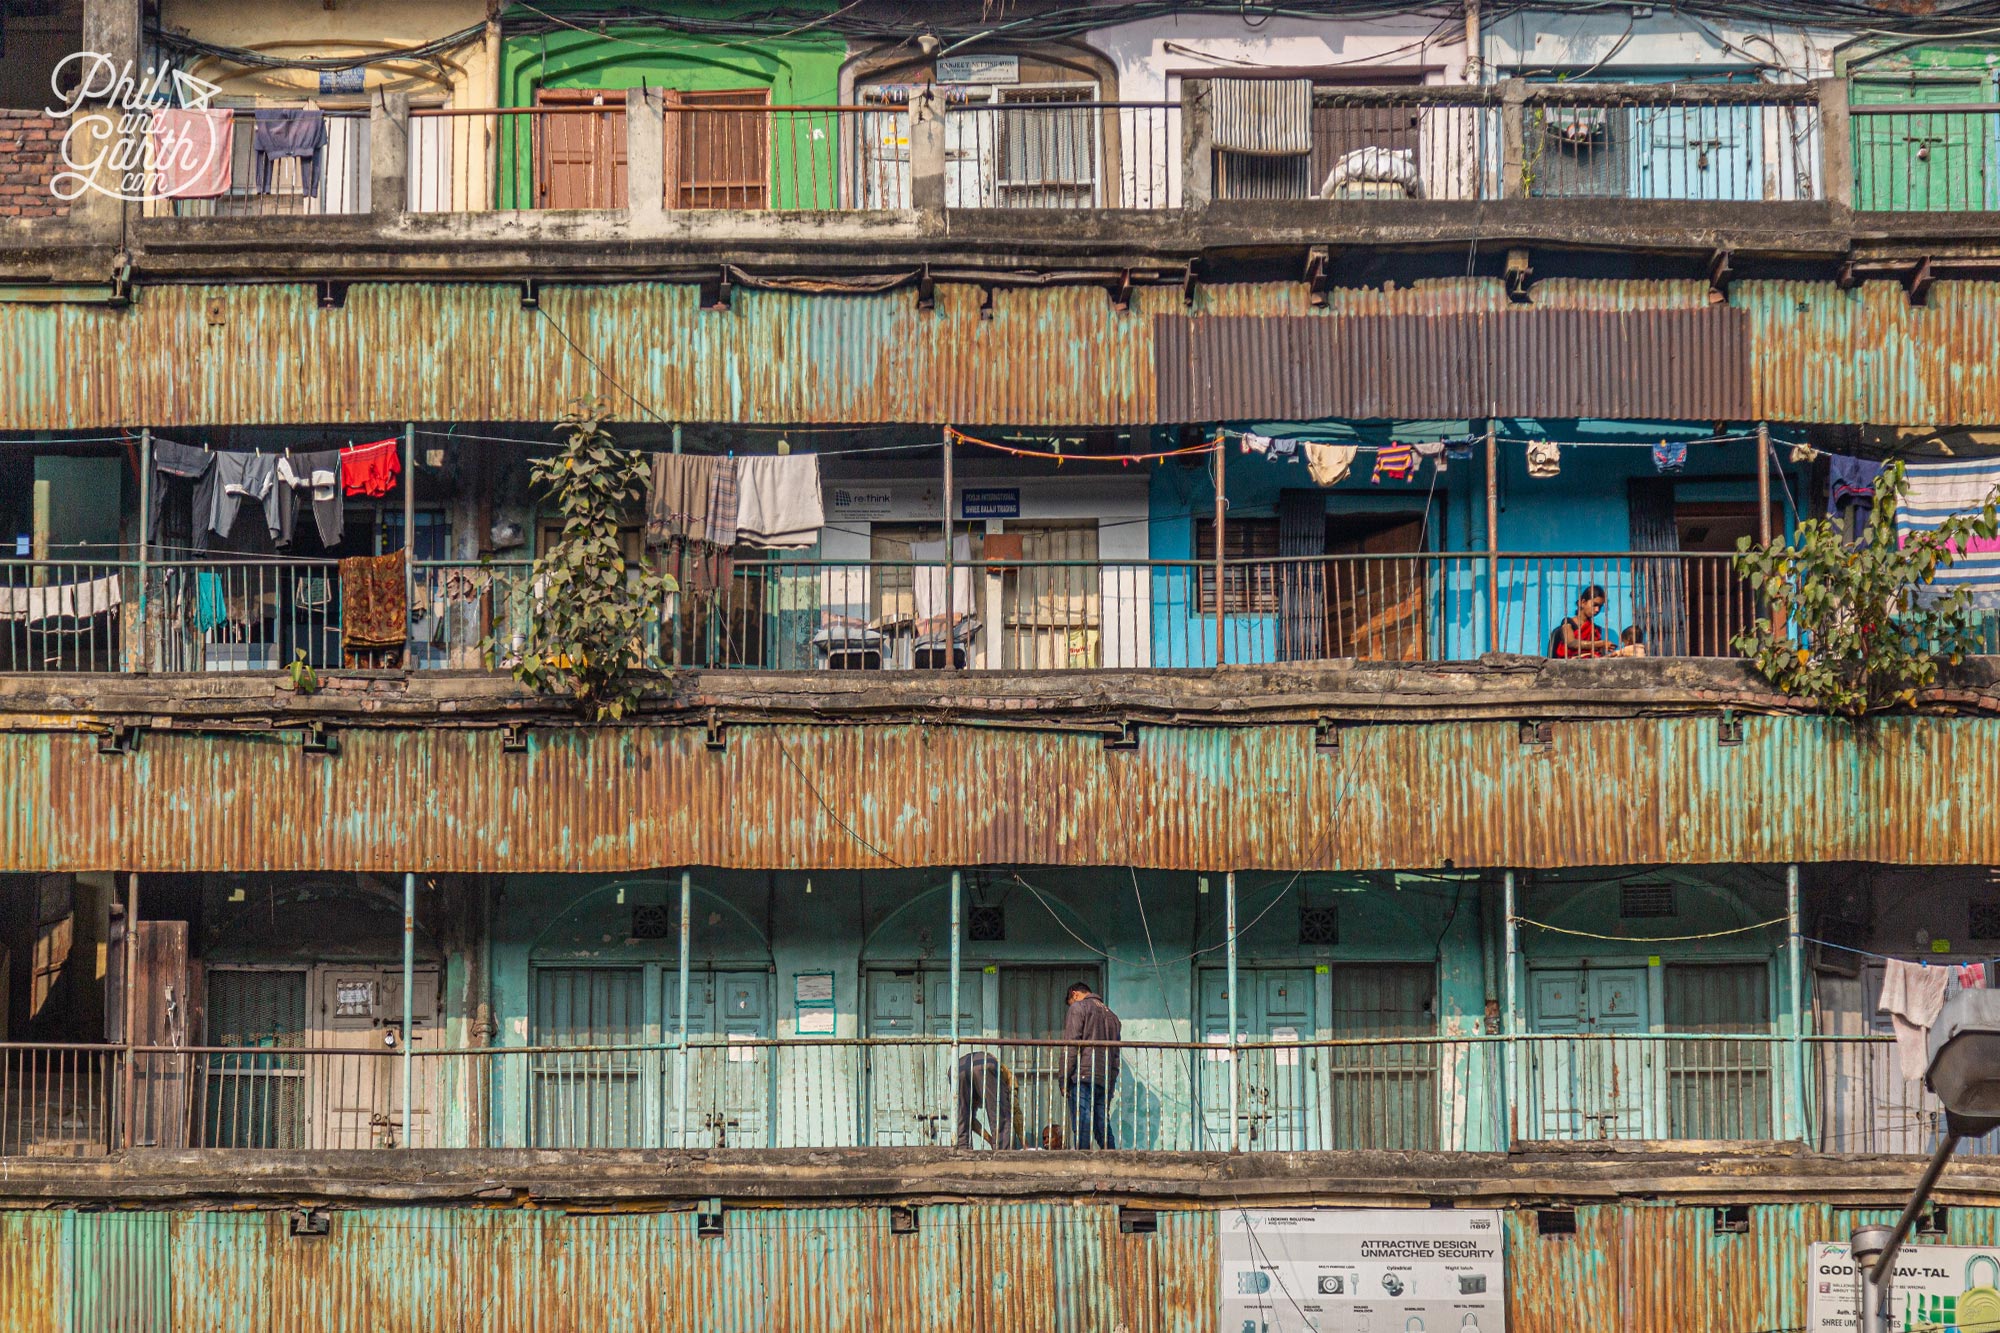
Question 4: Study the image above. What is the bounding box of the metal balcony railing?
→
[6,1034,1969,1155]
[0,550,1869,673]
[1851,103,2000,212]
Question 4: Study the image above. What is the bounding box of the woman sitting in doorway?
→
[1549,584,1617,658]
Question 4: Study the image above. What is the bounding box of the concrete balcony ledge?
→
[4,1143,1995,1209]
[5,656,1998,732]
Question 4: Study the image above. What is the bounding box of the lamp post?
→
[1853,991,2000,1330]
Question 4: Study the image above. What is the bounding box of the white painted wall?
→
[1484,11,1844,81]
[1087,11,1469,102]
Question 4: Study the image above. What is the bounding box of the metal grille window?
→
[1194,517,1281,614]
[531,967,644,1148]
[1619,883,1678,919]
[997,87,1099,205]
[202,968,308,1149]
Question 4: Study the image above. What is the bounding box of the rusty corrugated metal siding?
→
[4,276,2000,429]
[1154,308,1753,421]
[21,1204,1216,1332]
[3,713,1997,873]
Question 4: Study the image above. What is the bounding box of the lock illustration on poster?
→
[1961,1254,2000,1327]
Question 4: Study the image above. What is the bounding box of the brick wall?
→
[0,111,72,220]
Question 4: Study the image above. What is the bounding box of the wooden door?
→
[1526,966,1651,1140]
[1327,963,1437,1150]
[535,88,627,209]
[665,969,773,1147]
[1325,514,1428,660]
[863,967,978,1145]
[1001,964,1103,1138]
[1200,966,1315,1150]
[1664,963,1773,1139]
[307,964,441,1148]
[531,966,645,1147]
[666,88,771,209]
[1853,76,1991,211]
[1001,521,1100,668]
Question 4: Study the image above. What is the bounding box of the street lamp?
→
[1853,990,2000,1331]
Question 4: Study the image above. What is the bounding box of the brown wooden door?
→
[1674,502,1776,657]
[666,88,771,209]
[535,89,627,209]
[1325,515,1428,660]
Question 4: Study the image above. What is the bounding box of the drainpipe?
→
[1789,863,1806,1143]
[1213,433,1227,667]
[122,872,139,1149]
[401,871,415,1146]
[948,870,962,1143]
[676,869,692,1148]
[1226,870,1239,1152]
[942,432,956,670]
[137,430,151,673]
[403,424,417,664]
[1503,870,1518,1148]
[1484,421,1499,654]
[1463,0,1482,84]
[1756,422,1773,544]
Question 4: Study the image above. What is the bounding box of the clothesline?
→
[946,425,1218,463]
[1510,915,1790,943]
[1805,935,2000,968]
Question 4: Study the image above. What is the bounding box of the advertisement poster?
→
[1221,1209,1506,1333]
[1809,1241,2000,1332]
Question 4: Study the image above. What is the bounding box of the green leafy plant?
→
[1731,460,2000,716]
[284,649,318,696]
[482,400,672,721]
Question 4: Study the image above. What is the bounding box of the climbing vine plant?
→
[484,401,672,721]
[1731,460,1999,716]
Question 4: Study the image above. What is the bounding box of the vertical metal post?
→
[401,871,415,1146]
[1503,870,1519,1148]
[1484,422,1500,654]
[1756,421,1773,545]
[121,872,139,1149]
[942,430,956,669]
[1212,432,1227,667]
[669,424,684,668]
[402,423,417,665]
[676,869,692,1148]
[137,430,152,673]
[1225,870,1239,1153]
[1788,862,1806,1143]
[948,870,963,1142]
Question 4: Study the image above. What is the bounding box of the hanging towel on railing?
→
[706,457,741,548]
[339,549,407,650]
[911,536,974,626]
[151,108,234,199]
[1880,958,1952,1082]
[1210,78,1313,155]
[1896,457,2000,609]
[278,449,344,547]
[151,437,216,553]
[646,453,715,548]
[0,574,121,625]
[1302,442,1357,487]
[735,455,824,549]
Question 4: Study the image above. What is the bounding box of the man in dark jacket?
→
[1061,982,1122,1149]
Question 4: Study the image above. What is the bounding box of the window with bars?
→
[1194,516,1281,614]
[997,86,1099,202]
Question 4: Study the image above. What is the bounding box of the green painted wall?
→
[498,1,849,208]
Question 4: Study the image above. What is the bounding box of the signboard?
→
[826,486,896,521]
[319,68,366,94]
[1809,1240,2000,1331]
[1222,1209,1506,1333]
[960,488,1020,519]
[937,54,1019,85]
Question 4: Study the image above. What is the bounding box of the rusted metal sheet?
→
[15,1204,1214,1332]
[1155,308,1752,421]
[3,713,1998,873]
[0,1212,61,1333]
[3,275,1999,430]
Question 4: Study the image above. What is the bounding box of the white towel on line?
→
[734,455,825,550]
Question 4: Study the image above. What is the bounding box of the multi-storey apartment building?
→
[5,0,2000,1326]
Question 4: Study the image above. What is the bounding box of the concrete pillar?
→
[1817,78,1853,209]
[371,92,410,218]
[627,87,664,216]
[1499,80,1527,200]
[910,88,946,214]
[1180,80,1213,209]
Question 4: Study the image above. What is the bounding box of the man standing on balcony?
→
[1061,982,1122,1149]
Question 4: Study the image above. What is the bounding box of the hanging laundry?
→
[0,574,121,625]
[1828,455,1884,518]
[1444,438,1477,461]
[734,454,824,549]
[1302,442,1357,488]
[150,437,216,552]
[208,451,290,543]
[1880,958,1952,1082]
[252,107,328,196]
[278,449,344,547]
[1372,442,1417,483]
[1652,440,1688,475]
[1962,962,1988,990]
[705,456,741,548]
[339,550,408,652]
[1269,436,1298,458]
[1898,457,2000,608]
[646,453,716,548]
[1789,441,1821,464]
[150,108,234,199]
[1238,432,1272,456]
[1413,439,1447,474]
[194,571,228,634]
[911,535,975,628]
[341,438,401,498]
[1526,440,1561,478]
